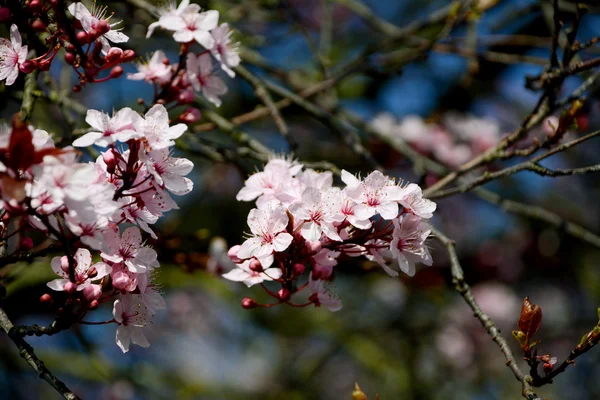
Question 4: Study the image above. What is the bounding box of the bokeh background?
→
[2,0,600,399]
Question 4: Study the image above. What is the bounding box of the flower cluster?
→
[371,113,502,167]
[223,158,436,311]
[0,2,134,89]
[128,1,240,115]
[0,104,193,352]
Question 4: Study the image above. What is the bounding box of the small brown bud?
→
[352,382,367,400]
[277,288,290,301]
[518,297,542,341]
[40,293,53,304]
[241,297,257,309]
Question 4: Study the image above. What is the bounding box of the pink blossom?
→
[210,23,240,78]
[73,108,138,147]
[47,248,111,291]
[145,149,194,196]
[101,227,159,273]
[237,205,293,259]
[185,53,228,107]
[398,183,436,219]
[0,24,28,86]
[289,187,342,241]
[146,0,190,38]
[113,295,151,353]
[133,104,187,150]
[68,2,129,53]
[389,214,432,276]
[222,258,283,287]
[160,4,219,48]
[309,273,342,312]
[342,170,402,220]
[127,50,172,85]
[237,158,301,208]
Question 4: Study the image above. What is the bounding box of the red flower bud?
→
[177,90,195,105]
[102,149,117,174]
[82,285,101,302]
[249,259,263,272]
[31,19,46,32]
[543,362,554,374]
[241,297,257,309]
[278,288,291,301]
[110,66,123,79]
[19,237,33,251]
[40,293,53,304]
[76,31,90,44]
[73,85,82,93]
[29,0,41,12]
[64,52,76,65]
[0,7,11,23]
[292,263,305,276]
[121,49,136,62]
[97,19,110,35]
[88,300,99,310]
[105,47,123,63]
[179,107,201,123]
[38,59,51,71]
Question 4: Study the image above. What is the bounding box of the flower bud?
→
[88,300,99,310]
[97,19,110,34]
[179,107,201,123]
[0,7,11,23]
[29,0,41,12]
[102,149,117,174]
[227,245,241,263]
[110,66,124,79]
[121,49,136,62]
[177,89,195,104]
[249,259,263,272]
[305,240,322,255]
[543,362,554,374]
[73,85,82,93]
[87,28,98,40]
[82,284,102,301]
[241,297,257,309]
[105,47,123,63]
[292,263,305,276]
[277,288,290,301]
[19,237,33,251]
[64,281,77,294]
[38,59,51,71]
[64,52,75,65]
[112,271,131,291]
[76,31,90,44]
[31,19,46,32]
[40,293,53,304]
[518,297,542,341]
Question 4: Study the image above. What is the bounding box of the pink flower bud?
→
[64,52,75,65]
[112,271,131,291]
[19,60,36,74]
[29,0,41,12]
[249,259,263,272]
[38,59,51,71]
[110,66,124,79]
[102,149,117,174]
[76,31,89,44]
[179,107,201,123]
[241,297,257,309]
[31,19,46,32]
[305,240,322,255]
[40,293,53,304]
[64,281,77,294]
[0,7,12,23]
[19,237,33,251]
[73,85,82,93]
[177,89,195,104]
[88,300,99,310]
[292,263,305,276]
[228,245,241,263]
[543,116,559,136]
[97,19,110,34]
[82,285,102,302]
[278,288,291,301]
[87,28,98,40]
[105,47,123,63]
[121,49,136,62]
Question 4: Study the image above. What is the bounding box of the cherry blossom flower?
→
[389,214,432,276]
[110,262,138,292]
[185,53,227,107]
[133,104,187,150]
[330,190,372,230]
[222,259,283,287]
[47,248,111,291]
[289,187,342,241]
[101,227,159,273]
[68,2,129,53]
[127,50,172,85]
[210,23,240,78]
[342,170,403,220]
[137,273,166,314]
[311,248,340,280]
[145,149,194,196]
[237,206,293,259]
[160,4,219,48]
[309,273,342,312]
[73,108,138,147]
[398,183,436,219]
[146,0,190,38]
[0,24,28,86]
[113,295,151,353]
